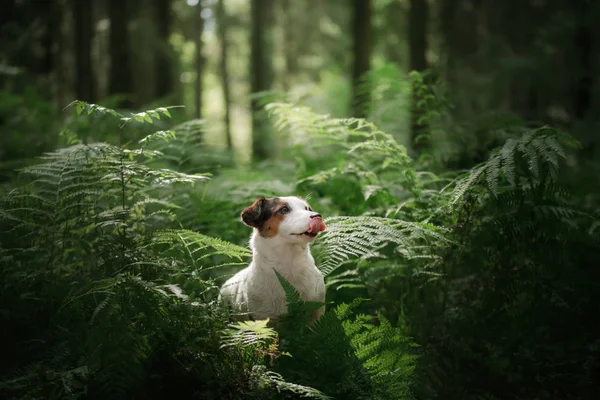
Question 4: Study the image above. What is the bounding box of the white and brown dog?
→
[220,196,327,323]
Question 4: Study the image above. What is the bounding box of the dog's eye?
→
[280,205,290,214]
[308,207,313,212]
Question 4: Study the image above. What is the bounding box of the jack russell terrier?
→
[220,196,327,323]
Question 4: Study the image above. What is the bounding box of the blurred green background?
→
[3,0,598,174]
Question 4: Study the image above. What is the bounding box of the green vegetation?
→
[2,1,600,399]
[1,98,598,398]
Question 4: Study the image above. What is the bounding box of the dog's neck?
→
[250,231,311,274]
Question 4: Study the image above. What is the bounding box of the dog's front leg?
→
[311,306,325,324]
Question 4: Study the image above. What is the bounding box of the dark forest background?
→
[1,0,600,399]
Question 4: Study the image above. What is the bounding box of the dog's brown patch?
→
[241,197,288,237]
[260,199,287,237]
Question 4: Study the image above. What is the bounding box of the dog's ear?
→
[241,197,271,228]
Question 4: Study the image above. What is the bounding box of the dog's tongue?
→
[307,217,326,233]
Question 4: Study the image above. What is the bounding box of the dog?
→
[219,196,327,323]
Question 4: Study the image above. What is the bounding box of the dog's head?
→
[241,196,326,242]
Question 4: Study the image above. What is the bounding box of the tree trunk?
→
[281,0,299,91]
[384,0,405,65]
[351,0,372,118]
[573,9,592,121]
[40,0,62,104]
[74,0,95,102]
[216,0,232,150]
[408,0,429,154]
[53,1,66,109]
[194,2,204,119]
[39,0,55,77]
[439,0,459,72]
[108,0,133,108]
[250,0,275,161]
[155,0,173,99]
[573,1,594,158]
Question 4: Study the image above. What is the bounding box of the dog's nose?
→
[310,213,321,219]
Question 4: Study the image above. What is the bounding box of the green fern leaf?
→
[221,319,277,348]
[313,216,448,277]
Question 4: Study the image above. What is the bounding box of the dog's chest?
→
[276,264,320,300]
[248,256,324,317]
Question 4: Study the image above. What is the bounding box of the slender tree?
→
[281,0,298,91]
[108,0,133,107]
[155,0,173,99]
[216,0,232,150]
[351,0,372,118]
[250,0,275,161]
[40,0,63,105]
[73,0,95,102]
[54,1,66,108]
[39,0,55,77]
[572,1,595,158]
[194,2,204,119]
[439,0,460,75]
[408,0,429,153]
[573,2,593,121]
[384,0,406,65]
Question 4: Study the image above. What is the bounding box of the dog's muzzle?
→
[308,216,326,233]
[293,216,326,238]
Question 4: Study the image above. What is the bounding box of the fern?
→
[343,312,417,399]
[449,127,579,204]
[66,100,183,126]
[274,270,325,329]
[120,106,182,126]
[221,318,330,399]
[273,274,417,399]
[138,129,177,145]
[222,319,277,348]
[5,95,596,400]
[250,367,332,400]
[66,100,123,117]
[0,103,258,399]
[266,101,441,219]
[263,101,598,399]
[267,103,415,191]
[149,229,250,271]
[312,216,448,278]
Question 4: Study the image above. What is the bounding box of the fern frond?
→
[251,366,332,399]
[120,106,183,126]
[221,319,277,348]
[275,297,416,399]
[148,229,251,272]
[138,130,177,145]
[313,216,448,277]
[449,126,579,205]
[66,100,122,117]
[325,269,366,291]
[143,168,211,186]
[343,312,417,399]
[274,270,326,327]
[274,270,302,304]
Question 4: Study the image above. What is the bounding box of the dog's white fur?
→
[220,196,326,321]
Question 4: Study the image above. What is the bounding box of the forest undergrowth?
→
[1,98,598,400]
